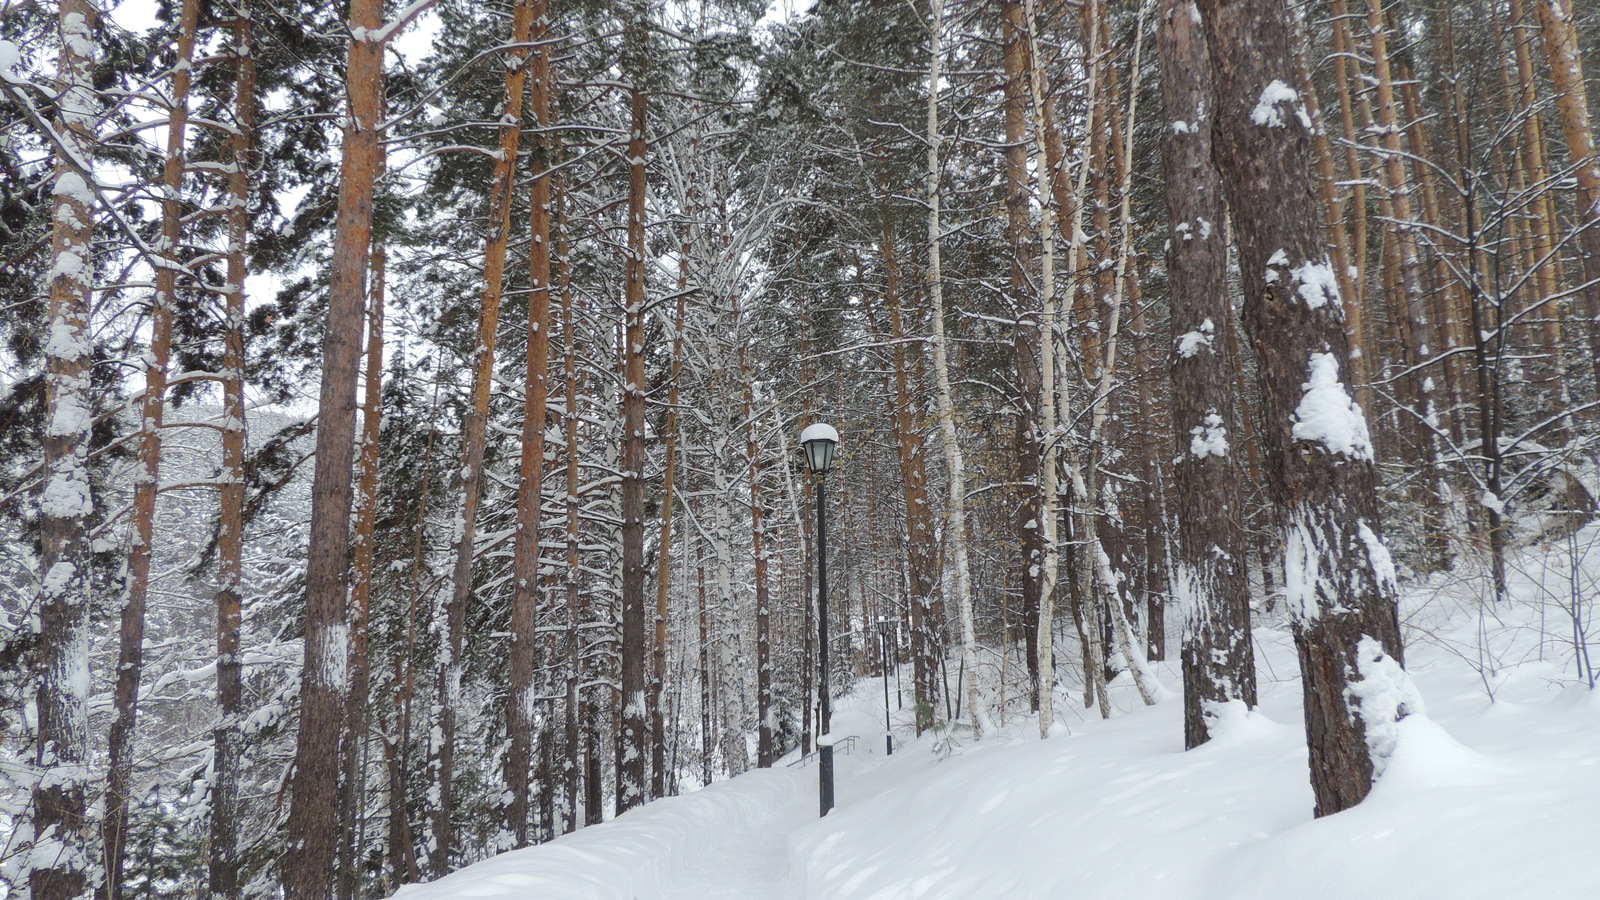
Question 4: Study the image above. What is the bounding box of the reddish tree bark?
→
[211,6,255,897]
[285,3,386,895]
[505,0,550,848]
[104,3,198,896]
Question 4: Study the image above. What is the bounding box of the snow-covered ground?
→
[398,533,1600,900]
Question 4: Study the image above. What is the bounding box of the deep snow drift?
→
[397,533,1600,900]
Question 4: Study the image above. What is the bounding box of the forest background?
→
[2,1,1599,899]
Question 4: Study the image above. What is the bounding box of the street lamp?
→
[878,616,894,756]
[800,422,838,816]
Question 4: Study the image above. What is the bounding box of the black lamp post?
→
[878,616,894,756]
[800,422,838,816]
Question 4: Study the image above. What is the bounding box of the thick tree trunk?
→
[211,8,255,897]
[1197,0,1412,817]
[1157,0,1258,750]
[31,6,99,900]
[286,1,386,895]
[105,3,197,896]
[711,469,749,776]
[505,0,550,848]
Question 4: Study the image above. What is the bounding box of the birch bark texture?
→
[923,0,984,740]
[1195,0,1412,816]
[1155,0,1257,751]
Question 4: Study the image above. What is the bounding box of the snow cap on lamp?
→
[800,423,839,475]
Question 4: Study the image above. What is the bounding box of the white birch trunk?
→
[1022,0,1060,737]
[924,0,984,738]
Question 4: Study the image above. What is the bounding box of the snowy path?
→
[661,707,895,899]
[657,770,810,900]
[395,604,1600,900]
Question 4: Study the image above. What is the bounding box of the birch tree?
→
[923,0,983,739]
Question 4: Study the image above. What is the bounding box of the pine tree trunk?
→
[1290,5,1365,398]
[1363,0,1449,570]
[1393,47,1471,447]
[744,346,774,766]
[615,0,652,814]
[1533,0,1600,395]
[1500,12,1564,406]
[338,245,384,900]
[1081,0,1157,709]
[651,214,689,797]
[504,0,549,848]
[696,543,715,784]
[1158,0,1259,750]
[1196,0,1411,817]
[105,3,197,896]
[432,2,532,868]
[711,472,749,775]
[874,212,939,732]
[559,180,585,833]
[31,6,99,900]
[1328,0,1371,377]
[386,375,440,890]
[286,2,384,893]
[211,7,255,897]
[1001,0,1044,715]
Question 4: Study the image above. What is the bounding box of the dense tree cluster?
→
[2,0,1598,898]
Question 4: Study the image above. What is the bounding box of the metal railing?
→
[786,733,860,768]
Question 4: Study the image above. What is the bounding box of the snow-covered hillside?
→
[392,532,1600,900]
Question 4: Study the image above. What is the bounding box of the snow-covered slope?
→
[396,536,1600,900]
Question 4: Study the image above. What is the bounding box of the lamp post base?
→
[819,745,835,816]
